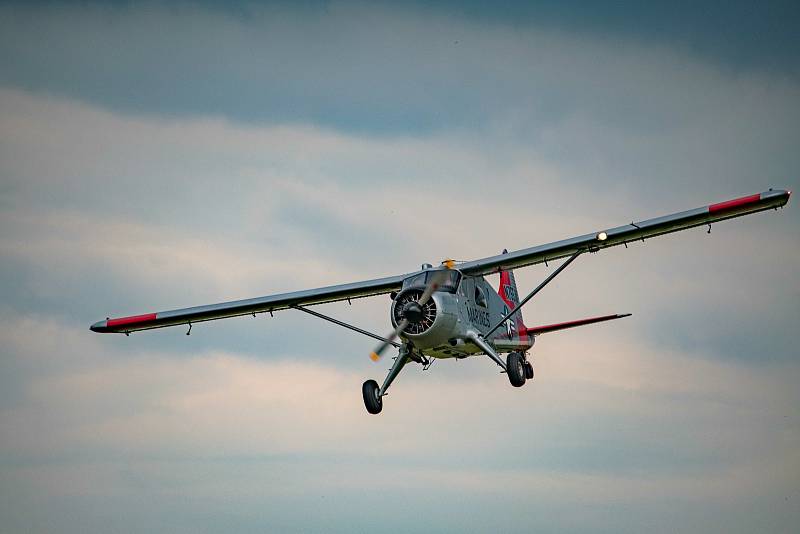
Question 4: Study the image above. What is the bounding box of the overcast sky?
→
[1,1,799,532]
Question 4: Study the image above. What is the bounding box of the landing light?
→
[596,231,608,241]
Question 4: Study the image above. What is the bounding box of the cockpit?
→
[401,269,462,293]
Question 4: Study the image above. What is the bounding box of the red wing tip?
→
[708,194,762,214]
[105,313,157,328]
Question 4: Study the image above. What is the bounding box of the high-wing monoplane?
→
[91,189,791,414]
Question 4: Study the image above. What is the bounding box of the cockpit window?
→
[438,270,462,292]
[403,273,427,288]
[402,270,462,293]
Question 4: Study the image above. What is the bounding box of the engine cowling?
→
[390,290,458,349]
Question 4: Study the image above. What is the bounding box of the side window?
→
[474,286,488,307]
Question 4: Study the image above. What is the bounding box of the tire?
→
[524,360,534,380]
[362,379,383,414]
[507,352,526,387]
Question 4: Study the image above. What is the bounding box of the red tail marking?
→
[708,194,761,214]
[498,269,528,343]
[107,313,157,327]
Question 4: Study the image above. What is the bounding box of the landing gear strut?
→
[362,344,411,415]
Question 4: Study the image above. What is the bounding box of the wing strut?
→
[292,305,401,348]
[485,249,583,339]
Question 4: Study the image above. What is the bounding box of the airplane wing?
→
[91,274,406,333]
[524,313,631,336]
[457,189,790,276]
[91,189,789,334]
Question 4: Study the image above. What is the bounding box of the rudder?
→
[498,249,528,342]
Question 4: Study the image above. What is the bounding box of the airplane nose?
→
[402,302,424,323]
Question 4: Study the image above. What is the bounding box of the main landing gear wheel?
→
[362,379,383,414]
[507,352,527,387]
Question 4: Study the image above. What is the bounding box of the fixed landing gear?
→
[362,380,382,414]
[464,331,532,389]
[507,352,527,387]
[362,345,411,415]
[507,352,533,387]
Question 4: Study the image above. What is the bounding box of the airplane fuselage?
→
[392,273,532,360]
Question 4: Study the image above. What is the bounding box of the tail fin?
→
[498,249,529,342]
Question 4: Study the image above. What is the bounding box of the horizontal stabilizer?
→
[523,313,631,336]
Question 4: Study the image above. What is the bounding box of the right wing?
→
[91,274,406,334]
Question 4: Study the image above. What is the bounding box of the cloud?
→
[1,1,799,139]
[2,83,797,364]
[1,315,798,533]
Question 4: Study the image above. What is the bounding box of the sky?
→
[0,1,799,532]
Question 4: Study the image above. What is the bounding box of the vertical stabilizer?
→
[498,249,529,343]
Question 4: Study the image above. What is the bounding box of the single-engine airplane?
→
[91,189,790,414]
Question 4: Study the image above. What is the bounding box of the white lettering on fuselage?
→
[466,306,491,328]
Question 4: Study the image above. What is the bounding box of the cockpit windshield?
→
[402,269,462,293]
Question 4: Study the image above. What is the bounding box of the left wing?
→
[91,274,406,333]
[458,189,790,276]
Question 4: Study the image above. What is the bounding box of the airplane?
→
[91,189,791,414]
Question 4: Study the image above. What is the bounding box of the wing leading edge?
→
[457,189,790,276]
[90,274,406,333]
[91,189,790,335]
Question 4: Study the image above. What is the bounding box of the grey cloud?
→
[1,1,798,142]
[0,86,797,366]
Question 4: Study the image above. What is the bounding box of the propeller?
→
[370,260,455,362]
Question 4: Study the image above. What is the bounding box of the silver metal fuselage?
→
[391,272,532,360]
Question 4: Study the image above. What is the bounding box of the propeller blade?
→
[370,319,408,361]
[417,261,454,305]
[417,271,445,305]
